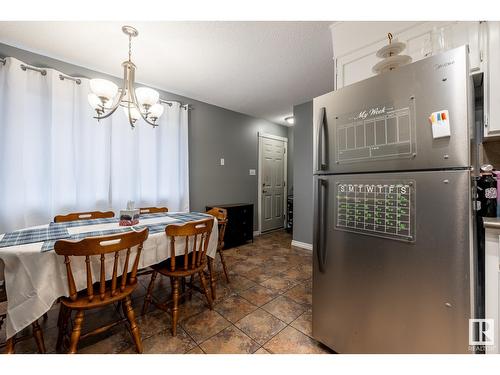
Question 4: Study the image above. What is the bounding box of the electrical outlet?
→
[249,169,256,175]
[220,158,225,166]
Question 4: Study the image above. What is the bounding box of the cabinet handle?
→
[479,21,487,63]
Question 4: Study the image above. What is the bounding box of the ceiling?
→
[0,21,334,126]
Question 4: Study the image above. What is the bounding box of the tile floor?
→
[1,230,333,354]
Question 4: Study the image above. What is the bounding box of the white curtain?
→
[0,57,189,233]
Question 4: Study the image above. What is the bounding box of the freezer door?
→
[313,46,473,175]
[312,170,474,353]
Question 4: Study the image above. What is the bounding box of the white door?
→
[260,136,286,232]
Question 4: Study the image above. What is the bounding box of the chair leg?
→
[181,277,186,294]
[171,278,180,337]
[207,258,217,301]
[56,305,71,352]
[142,270,158,315]
[218,249,230,284]
[122,296,143,354]
[188,275,194,300]
[198,270,213,310]
[31,320,46,354]
[68,310,84,354]
[5,336,14,354]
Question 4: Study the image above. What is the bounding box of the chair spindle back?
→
[54,229,149,302]
[166,218,214,272]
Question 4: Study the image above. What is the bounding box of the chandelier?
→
[87,26,163,128]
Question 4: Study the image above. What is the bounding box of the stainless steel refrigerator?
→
[312,46,478,353]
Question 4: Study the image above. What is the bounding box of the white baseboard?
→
[253,231,261,237]
[291,240,313,251]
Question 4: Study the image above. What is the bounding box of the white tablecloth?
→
[0,213,218,339]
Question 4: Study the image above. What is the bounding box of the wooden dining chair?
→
[205,208,230,284]
[139,207,169,214]
[54,228,149,354]
[54,210,115,223]
[0,282,46,354]
[142,218,214,336]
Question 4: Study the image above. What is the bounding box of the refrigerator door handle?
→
[316,178,328,273]
[317,107,328,171]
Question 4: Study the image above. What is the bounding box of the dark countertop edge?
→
[483,217,500,230]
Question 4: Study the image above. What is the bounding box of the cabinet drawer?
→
[206,204,253,249]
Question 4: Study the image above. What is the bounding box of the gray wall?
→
[0,43,288,230]
[189,107,288,229]
[292,101,313,245]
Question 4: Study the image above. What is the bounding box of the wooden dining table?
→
[0,212,218,340]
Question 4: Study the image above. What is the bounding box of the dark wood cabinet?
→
[205,203,253,249]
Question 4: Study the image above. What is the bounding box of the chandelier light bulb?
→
[148,103,164,122]
[136,87,160,110]
[123,105,141,122]
[89,78,119,103]
[88,93,102,110]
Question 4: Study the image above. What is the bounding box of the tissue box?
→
[119,209,140,226]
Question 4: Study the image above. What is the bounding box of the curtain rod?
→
[21,63,47,76]
[0,56,192,110]
[159,99,191,110]
[59,73,81,85]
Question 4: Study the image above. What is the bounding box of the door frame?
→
[257,132,288,234]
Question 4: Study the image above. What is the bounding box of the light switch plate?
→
[220,158,225,166]
[249,169,256,175]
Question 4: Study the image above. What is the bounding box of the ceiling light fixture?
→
[88,26,163,128]
[285,116,295,125]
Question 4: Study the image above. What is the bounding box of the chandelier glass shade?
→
[87,26,163,128]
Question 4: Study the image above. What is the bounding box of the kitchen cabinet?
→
[205,203,253,249]
[332,21,486,90]
[484,22,500,138]
[331,21,500,140]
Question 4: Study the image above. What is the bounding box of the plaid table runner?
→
[0,226,70,248]
[41,227,133,253]
[39,212,213,253]
[147,212,212,223]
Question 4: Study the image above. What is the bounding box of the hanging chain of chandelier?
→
[87,26,164,128]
